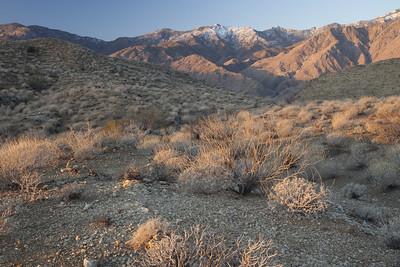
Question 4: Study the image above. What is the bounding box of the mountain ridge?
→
[2,9,400,96]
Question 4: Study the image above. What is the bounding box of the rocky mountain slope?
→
[2,10,400,96]
[111,25,311,95]
[0,38,266,137]
[0,23,312,96]
[247,10,400,81]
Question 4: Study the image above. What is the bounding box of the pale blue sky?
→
[0,0,399,40]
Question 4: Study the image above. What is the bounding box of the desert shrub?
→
[26,45,37,53]
[349,206,386,224]
[167,126,193,152]
[278,105,300,118]
[0,136,62,190]
[381,217,400,250]
[26,75,51,92]
[121,163,142,181]
[297,108,315,124]
[58,129,99,160]
[275,119,296,138]
[312,159,340,180]
[319,100,338,114]
[101,120,126,137]
[91,215,112,228]
[59,183,87,201]
[341,183,367,199]
[153,146,190,173]
[325,133,350,148]
[345,142,375,171]
[179,163,234,194]
[137,160,179,183]
[368,160,400,191]
[366,100,400,143]
[130,106,169,130]
[133,224,280,267]
[139,135,164,150]
[331,103,362,130]
[125,218,170,251]
[269,175,328,214]
[178,113,309,195]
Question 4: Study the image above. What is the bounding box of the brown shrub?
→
[297,108,315,124]
[269,175,328,214]
[153,146,190,173]
[275,119,296,138]
[366,101,400,143]
[126,218,169,251]
[57,128,100,160]
[176,113,309,195]
[134,225,281,267]
[121,163,141,181]
[0,136,61,189]
[139,135,164,150]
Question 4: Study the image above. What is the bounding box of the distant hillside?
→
[0,23,139,54]
[3,10,400,97]
[295,59,400,101]
[0,38,266,137]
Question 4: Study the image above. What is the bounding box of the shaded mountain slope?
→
[295,59,400,101]
[0,38,266,137]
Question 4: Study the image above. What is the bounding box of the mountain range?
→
[1,9,400,96]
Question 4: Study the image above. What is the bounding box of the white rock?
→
[83,258,98,267]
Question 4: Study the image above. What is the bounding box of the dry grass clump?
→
[381,216,400,250]
[139,134,164,150]
[319,100,338,114]
[275,119,296,138]
[297,108,315,124]
[125,218,170,251]
[153,146,190,173]
[269,175,328,214]
[132,223,280,267]
[331,103,362,130]
[167,125,193,151]
[278,105,300,118]
[366,100,400,143]
[57,122,140,160]
[57,128,101,160]
[0,136,62,191]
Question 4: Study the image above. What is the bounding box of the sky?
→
[1,0,399,40]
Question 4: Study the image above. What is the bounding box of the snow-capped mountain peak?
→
[375,9,400,22]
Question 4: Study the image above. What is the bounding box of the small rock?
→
[83,203,92,211]
[140,207,149,213]
[83,258,98,267]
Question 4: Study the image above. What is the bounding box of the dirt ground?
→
[1,144,399,267]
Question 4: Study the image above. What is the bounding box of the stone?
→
[83,258,98,267]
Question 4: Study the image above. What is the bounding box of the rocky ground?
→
[1,143,399,267]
